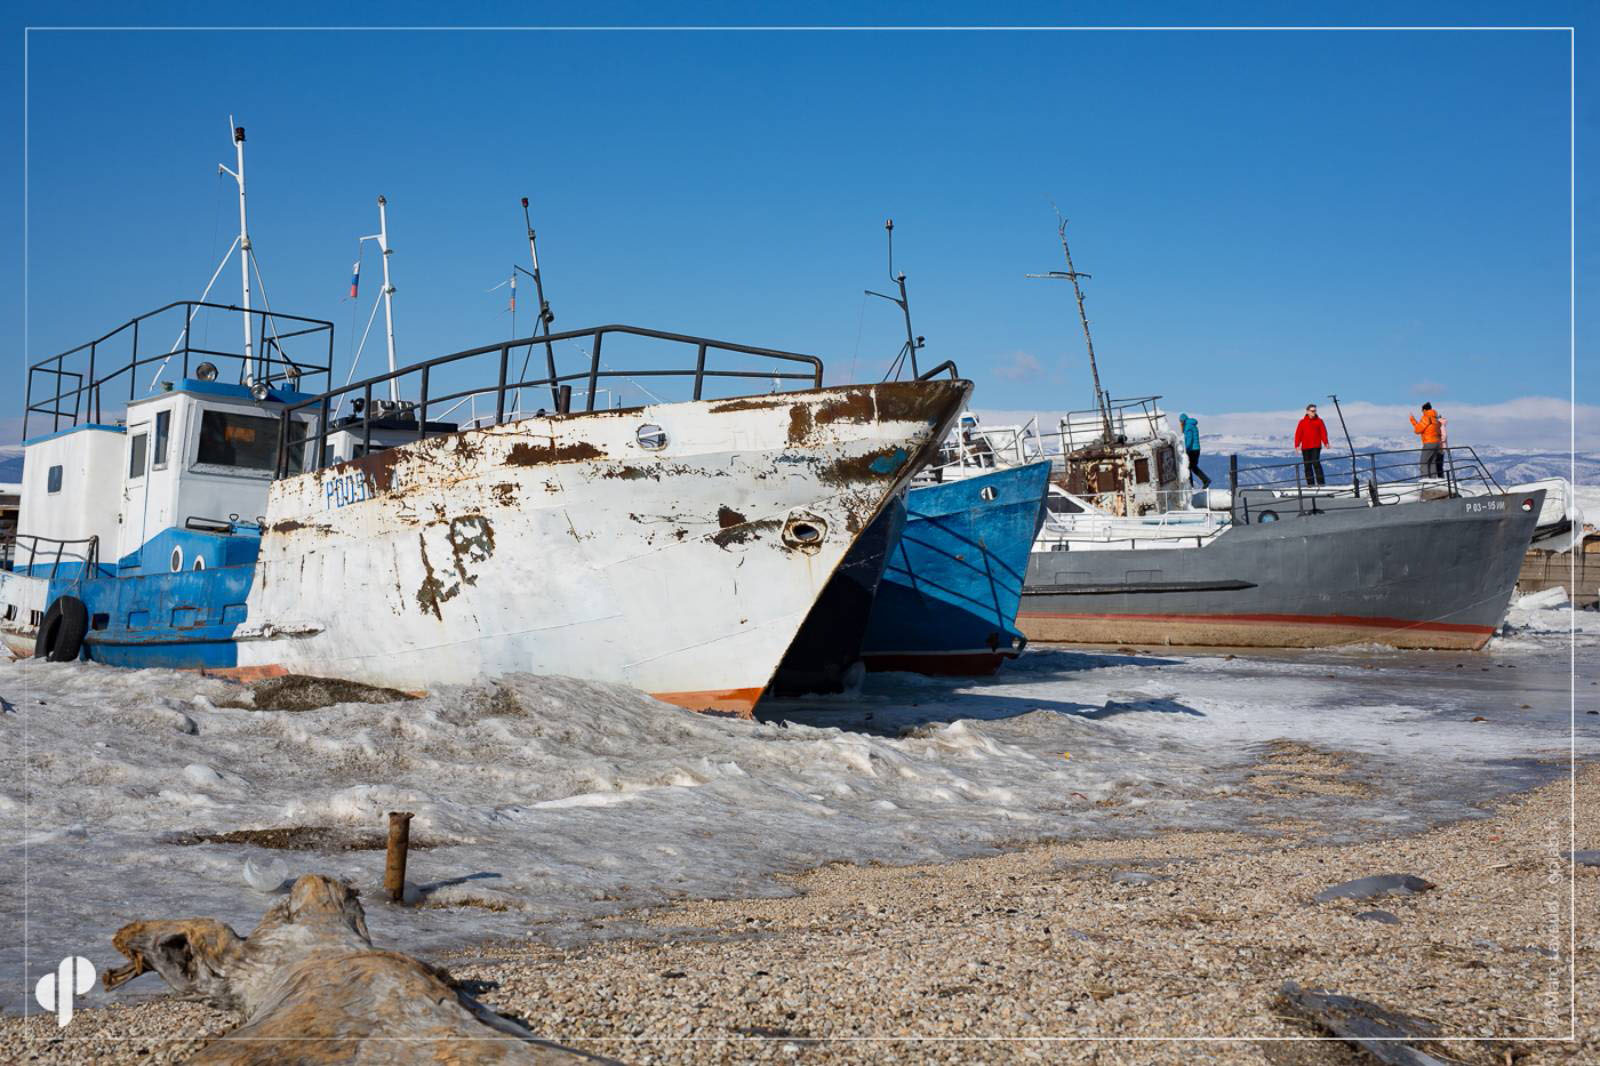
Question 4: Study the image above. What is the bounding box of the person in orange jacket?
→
[1293,403,1329,486]
[1410,402,1444,478]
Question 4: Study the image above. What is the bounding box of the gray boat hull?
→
[1020,491,1543,650]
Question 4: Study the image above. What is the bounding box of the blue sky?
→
[3,4,1592,449]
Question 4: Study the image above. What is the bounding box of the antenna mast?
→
[865,219,925,380]
[1027,207,1113,442]
[217,117,256,383]
[356,196,401,403]
[518,197,560,408]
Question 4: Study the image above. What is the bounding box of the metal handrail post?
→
[315,399,330,472]
[418,367,430,442]
[275,411,288,478]
[87,343,98,424]
[495,346,509,425]
[587,333,603,412]
[693,344,707,401]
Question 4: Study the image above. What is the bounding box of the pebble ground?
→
[5,762,1594,1065]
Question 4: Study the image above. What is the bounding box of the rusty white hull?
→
[224,381,968,713]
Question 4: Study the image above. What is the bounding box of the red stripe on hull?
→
[1019,611,1495,651]
[1020,610,1492,636]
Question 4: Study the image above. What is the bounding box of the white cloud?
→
[992,351,1044,381]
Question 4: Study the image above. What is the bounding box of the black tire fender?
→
[35,595,89,662]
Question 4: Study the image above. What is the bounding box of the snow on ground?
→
[2,611,1595,1014]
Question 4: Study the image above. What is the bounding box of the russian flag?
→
[508,274,516,313]
[349,261,360,299]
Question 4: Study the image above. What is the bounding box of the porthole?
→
[782,515,827,554]
[979,485,998,502]
[170,546,184,572]
[193,557,206,571]
[636,424,667,451]
[1257,510,1280,524]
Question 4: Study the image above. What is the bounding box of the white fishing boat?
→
[0,124,971,715]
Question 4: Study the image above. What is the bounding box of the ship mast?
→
[1027,207,1113,442]
[217,117,257,383]
[357,196,401,403]
[865,219,925,380]
[517,197,560,410]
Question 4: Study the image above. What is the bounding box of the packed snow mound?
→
[1515,587,1570,611]
[1,625,1588,1014]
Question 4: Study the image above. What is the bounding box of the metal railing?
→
[1227,446,1503,523]
[25,302,335,439]
[1056,396,1166,451]
[7,534,102,579]
[275,324,826,478]
[924,419,1038,481]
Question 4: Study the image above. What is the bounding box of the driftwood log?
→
[103,873,618,1065]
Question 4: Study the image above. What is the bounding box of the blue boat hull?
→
[860,461,1051,675]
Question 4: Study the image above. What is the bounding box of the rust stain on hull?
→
[813,391,876,424]
[787,404,814,445]
[416,514,497,619]
[818,446,910,487]
[505,440,606,466]
[710,518,781,549]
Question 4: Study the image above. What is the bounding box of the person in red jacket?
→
[1293,403,1330,486]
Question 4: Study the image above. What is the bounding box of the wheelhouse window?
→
[1045,494,1083,515]
[153,410,171,469]
[47,465,63,494]
[129,433,148,480]
[196,410,304,475]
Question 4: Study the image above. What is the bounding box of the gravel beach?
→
[6,759,1593,1065]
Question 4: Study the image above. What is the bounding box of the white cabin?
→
[15,381,319,575]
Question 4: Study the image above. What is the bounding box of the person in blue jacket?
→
[1179,413,1211,489]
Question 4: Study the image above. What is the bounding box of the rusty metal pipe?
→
[384,811,413,903]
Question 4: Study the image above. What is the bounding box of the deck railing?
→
[1227,446,1503,523]
[24,302,334,439]
[275,324,826,478]
[7,534,102,579]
